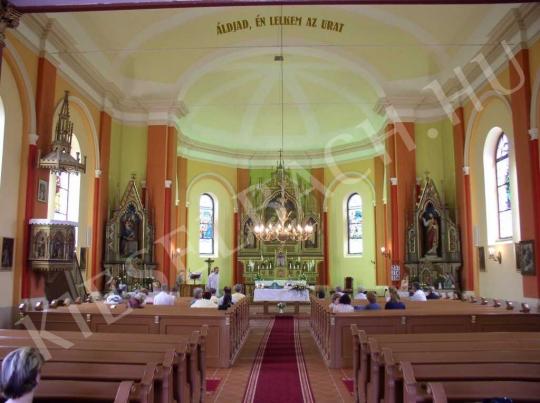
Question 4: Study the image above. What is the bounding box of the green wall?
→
[109,121,148,206]
[415,119,456,209]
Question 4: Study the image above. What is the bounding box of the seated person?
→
[231,284,245,304]
[153,284,176,306]
[219,286,233,310]
[328,293,341,311]
[333,293,355,313]
[191,287,203,305]
[354,286,367,300]
[364,291,381,310]
[191,291,218,308]
[316,288,326,299]
[0,347,44,403]
[208,288,219,305]
[334,286,344,296]
[426,286,441,300]
[409,282,427,301]
[385,287,406,310]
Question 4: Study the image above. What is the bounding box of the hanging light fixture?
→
[252,8,313,244]
[39,91,86,175]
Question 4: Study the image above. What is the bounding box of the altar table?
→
[253,288,310,314]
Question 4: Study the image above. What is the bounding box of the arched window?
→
[495,133,512,239]
[53,134,81,224]
[199,193,215,255]
[347,193,363,255]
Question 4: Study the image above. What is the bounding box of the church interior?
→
[0,0,540,402]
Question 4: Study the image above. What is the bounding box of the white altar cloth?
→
[253,288,310,302]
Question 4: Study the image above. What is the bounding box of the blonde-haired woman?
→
[1,347,44,403]
[385,287,406,310]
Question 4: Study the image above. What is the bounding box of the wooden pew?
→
[382,349,540,403]
[0,329,204,403]
[401,361,540,403]
[425,381,540,403]
[350,327,540,403]
[33,379,136,403]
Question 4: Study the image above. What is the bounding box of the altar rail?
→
[19,298,249,368]
[309,296,540,368]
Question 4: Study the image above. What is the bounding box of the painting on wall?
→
[1,238,14,270]
[515,243,521,271]
[37,179,48,203]
[520,240,536,276]
[478,246,486,272]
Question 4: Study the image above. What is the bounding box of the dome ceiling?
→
[40,3,520,165]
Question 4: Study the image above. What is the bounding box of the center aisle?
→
[242,316,314,403]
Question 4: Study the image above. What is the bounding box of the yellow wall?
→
[325,159,376,289]
[108,121,148,206]
[415,119,456,209]
[0,62,24,326]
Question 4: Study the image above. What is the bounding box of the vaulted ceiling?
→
[20,2,537,165]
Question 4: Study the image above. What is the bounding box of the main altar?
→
[237,165,323,286]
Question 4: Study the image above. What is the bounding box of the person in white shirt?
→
[409,282,427,301]
[191,291,218,308]
[333,293,355,313]
[207,267,220,296]
[153,285,176,306]
[231,284,246,304]
[354,286,367,300]
[209,288,219,305]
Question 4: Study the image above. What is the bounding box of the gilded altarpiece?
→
[238,168,323,285]
[104,178,156,290]
[404,177,462,291]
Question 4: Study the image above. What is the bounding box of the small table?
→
[253,288,310,314]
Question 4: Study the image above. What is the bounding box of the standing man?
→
[207,267,220,296]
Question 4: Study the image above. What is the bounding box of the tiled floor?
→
[206,316,354,403]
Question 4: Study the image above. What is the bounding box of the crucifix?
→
[204,257,215,276]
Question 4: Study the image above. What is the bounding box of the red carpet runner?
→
[243,317,315,403]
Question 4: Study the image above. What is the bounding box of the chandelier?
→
[39,91,86,175]
[252,11,313,244]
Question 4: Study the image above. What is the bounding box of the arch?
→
[324,171,375,211]
[186,172,236,206]
[464,90,512,167]
[53,95,100,172]
[530,68,540,130]
[4,40,37,136]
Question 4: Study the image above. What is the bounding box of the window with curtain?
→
[199,193,215,255]
[495,133,512,239]
[347,193,363,255]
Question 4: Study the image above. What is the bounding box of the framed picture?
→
[520,240,536,276]
[37,179,48,203]
[515,243,521,271]
[1,237,14,270]
[478,246,486,272]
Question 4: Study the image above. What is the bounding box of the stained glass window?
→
[495,133,512,239]
[199,193,215,255]
[347,193,363,255]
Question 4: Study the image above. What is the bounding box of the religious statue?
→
[276,251,286,267]
[120,206,139,257]
[421,209,440,257]
[243,219,256,248]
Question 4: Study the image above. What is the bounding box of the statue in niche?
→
[276,251,286,267]
[51,232,65,259]
[421,203,441,257]
[243,218,256,249]
[120,204,140,257]
[34,231,47,258]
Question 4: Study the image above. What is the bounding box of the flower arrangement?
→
[277,302,286,313]
[291,283,308,291]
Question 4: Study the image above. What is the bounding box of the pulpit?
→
[103,177,157,290]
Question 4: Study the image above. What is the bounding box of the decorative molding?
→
[529,128,539,141]
[95,169,102,178]
[390,177,398,186]
[463,166,470,176]
[164,179,172,188]
[0,1,21,48]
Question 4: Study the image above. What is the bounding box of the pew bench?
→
[401,361,540,403]
[425,381,540,403]
[31,379,137,403]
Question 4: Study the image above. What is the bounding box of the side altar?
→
[404,176,462,292]
[237,165,323,285]
[103,177,157,290]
